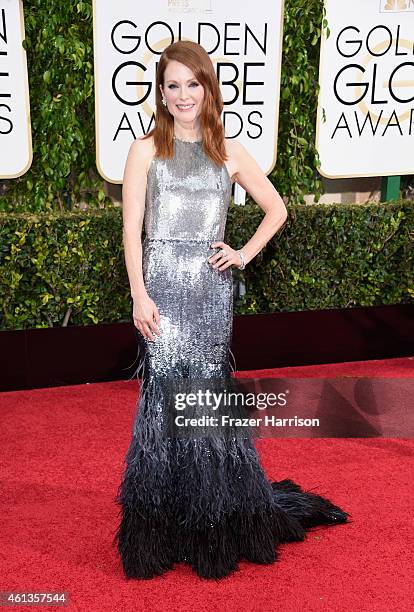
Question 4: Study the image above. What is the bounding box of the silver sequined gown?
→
[114,136,349,579]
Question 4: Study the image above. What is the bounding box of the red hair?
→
[142,40,228,166]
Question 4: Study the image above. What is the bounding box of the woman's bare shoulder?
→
[130,135,156,174]
[224,137,248,154]
[224,138,245,183]
[131,134,155,154]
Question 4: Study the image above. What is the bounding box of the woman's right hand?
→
[132,292,161,341]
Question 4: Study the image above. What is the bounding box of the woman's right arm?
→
[122,138,161,340]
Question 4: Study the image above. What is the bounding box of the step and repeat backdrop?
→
[1,0,414,181]
[316,0,414,178]
[92,0,284,183]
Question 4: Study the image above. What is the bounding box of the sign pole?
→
[381,176,401,202]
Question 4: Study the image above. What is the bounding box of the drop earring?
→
[162,96,167,107]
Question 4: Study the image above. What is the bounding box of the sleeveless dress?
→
[114,135,350,579]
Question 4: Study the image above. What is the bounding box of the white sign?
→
[316,0,414,178]
[92,0,284,183]
[0,0,32,178]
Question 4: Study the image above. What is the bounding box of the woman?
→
[114,40,349,580]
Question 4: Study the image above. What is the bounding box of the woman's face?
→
[160,60,204,128]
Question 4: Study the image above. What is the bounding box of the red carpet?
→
[1,357,413,611]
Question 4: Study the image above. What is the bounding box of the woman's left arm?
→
[210,139,288,271]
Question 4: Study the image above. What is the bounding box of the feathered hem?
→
[115,342,350,580]
[113,436,350,580]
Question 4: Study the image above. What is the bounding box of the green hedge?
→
[1,201,412,330]
[227,200,414,314]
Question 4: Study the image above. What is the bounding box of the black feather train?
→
[113,345,350,580]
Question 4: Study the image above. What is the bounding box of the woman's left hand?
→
[208,241,241,271]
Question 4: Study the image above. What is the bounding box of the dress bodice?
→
[144,137,232,242]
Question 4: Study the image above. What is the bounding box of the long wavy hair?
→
[142,40,228,166]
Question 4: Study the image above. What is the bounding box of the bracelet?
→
[236,249,246,270]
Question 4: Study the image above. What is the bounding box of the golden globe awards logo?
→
[380,0,414,11]
[316,0,414,177]
[93,0,284,183]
